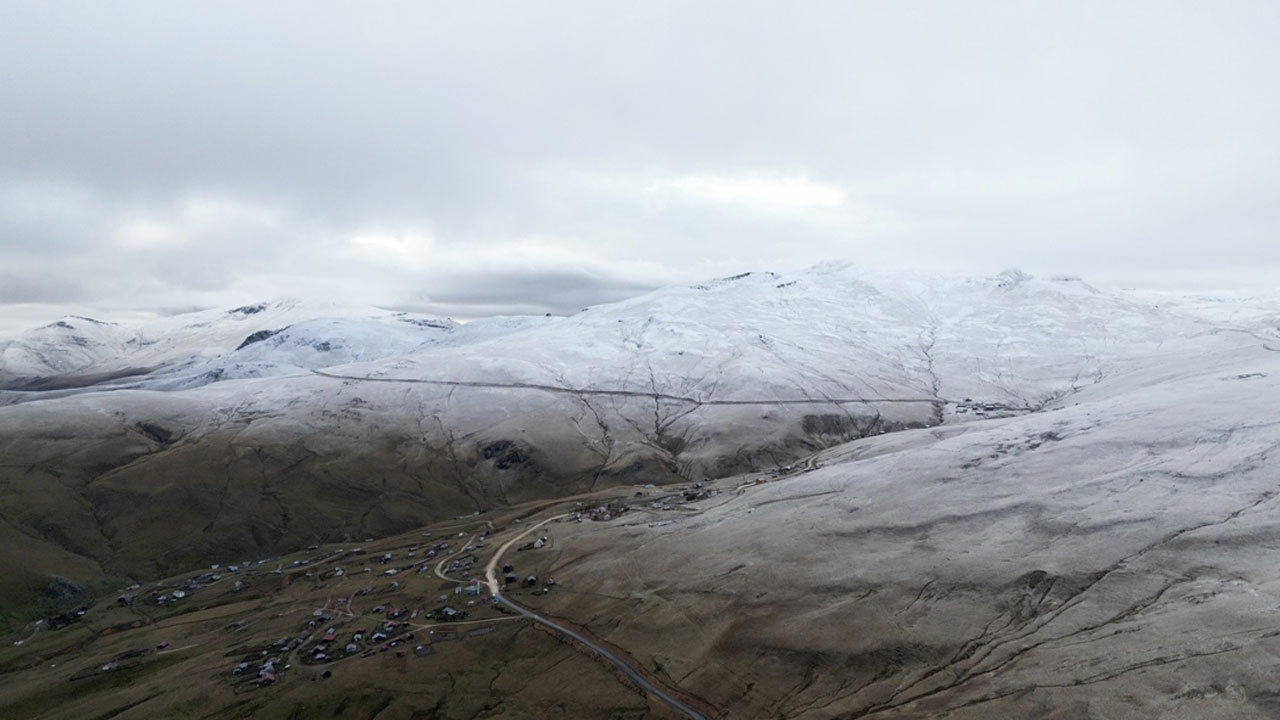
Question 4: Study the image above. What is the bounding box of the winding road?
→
[433,534,478,583]
[483,514,710,720]
[12,621,42,646]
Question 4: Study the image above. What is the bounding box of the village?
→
[0,470,764,717]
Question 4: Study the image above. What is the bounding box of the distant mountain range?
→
[1,265,1276,628]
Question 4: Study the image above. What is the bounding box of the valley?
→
[3,266,1280,718]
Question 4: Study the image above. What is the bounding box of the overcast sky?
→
[2,1,1279,331]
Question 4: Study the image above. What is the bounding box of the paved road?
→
[735,448,822,495]
[483,515,710,720]
[494,594,709,720]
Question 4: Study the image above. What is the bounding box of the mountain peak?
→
[993,268,1033,290]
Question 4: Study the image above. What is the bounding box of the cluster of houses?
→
[445,552,479,575]
[499,562,555,595]
[320,620,417,662]
[575,501,629,522]
[953,399,1015,417]
[40,509,611,696]
[274,592,514,677]
[45,606,89,631]
[435,605,468,622]
[292,603,431,668]
[228,636,295,688]
[641,482,720,512]
[34,533,520,693]
[516,535,550,552]
[680,483,720,502]
[146,563,258,607]
[246,656,280,686]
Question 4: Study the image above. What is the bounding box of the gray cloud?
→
[2,1,1279,332]
[424,268,661,312]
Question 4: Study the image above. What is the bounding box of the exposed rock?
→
[235,328,285,350]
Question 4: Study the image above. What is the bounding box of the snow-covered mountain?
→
[0,265,1275,629]
[0,299,496,392]
[6,267,1268,407]
[545,331,1280,719]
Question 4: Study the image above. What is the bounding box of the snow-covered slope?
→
[0,299,451,389]
[0,299,574,397]
[543,315,1280,719]
[5,266,1267,410]
[0,265,1275,628]
[342,267,1212,407]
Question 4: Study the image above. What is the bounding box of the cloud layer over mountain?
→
[3,1,1279,331]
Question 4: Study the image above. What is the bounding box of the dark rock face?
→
[236,328,285,350]
[41,576,87,603]
[481,440,527,469]
[397,317,452,329]
[229,304,267,315]
[69,315,111,325]
[135,421,174,445]
[658,434,687,455]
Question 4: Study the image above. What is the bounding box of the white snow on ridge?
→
[0,298,460,390]
[2,266,1275,413]
[322,265,1267,413]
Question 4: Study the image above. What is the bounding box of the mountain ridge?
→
[0,265,1273,630]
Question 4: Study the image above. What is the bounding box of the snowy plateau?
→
[4,265,1280,718]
